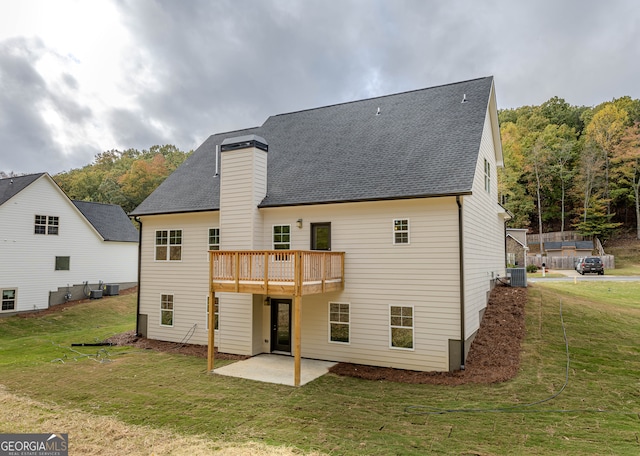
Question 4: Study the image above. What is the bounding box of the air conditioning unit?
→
[506,268,527,287]
[103,284,119,296]
[90,289,103,299]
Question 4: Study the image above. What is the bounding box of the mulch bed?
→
[107,284,527,384]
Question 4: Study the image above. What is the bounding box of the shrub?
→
[526,264,538,273]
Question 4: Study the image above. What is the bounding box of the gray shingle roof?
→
[131,76,494,216]
[73,200,139,242]
[545,241,594,250]
[0,173,45,206]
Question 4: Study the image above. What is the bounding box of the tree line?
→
[53,144,191,214]
[498,96,640,241]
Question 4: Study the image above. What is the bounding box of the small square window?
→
[393,219,410,244]
[55,256,70,271]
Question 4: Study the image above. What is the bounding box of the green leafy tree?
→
[611,122,640,239]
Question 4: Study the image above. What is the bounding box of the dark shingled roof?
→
[131,76,495,216]
[73,200,139,242]
[0,173,45,206]
[545,241,594,251]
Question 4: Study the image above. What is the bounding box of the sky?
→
[1,0,639,175]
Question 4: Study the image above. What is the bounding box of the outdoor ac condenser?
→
[506,268,527,287]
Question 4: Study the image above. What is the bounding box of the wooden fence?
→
[527,255,615,270]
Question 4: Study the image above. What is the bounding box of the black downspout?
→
[134,216,142,336]
[457,196,465,371]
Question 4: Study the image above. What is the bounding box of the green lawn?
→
[1,286,640,455]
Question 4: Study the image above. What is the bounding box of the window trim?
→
[35,215,59,235]
[393,219,410,245]
[484,158,491,193]
[155,229,183,261]
[208,227,220,251]
[206,296,219,331]
[1,288,17,312]
[160,294,174,327]
[328,301,350,344]
[389,304,414,350]
[272,224,291,250]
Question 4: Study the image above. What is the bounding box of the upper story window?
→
[393,219,410,245]
[273,225,291,250]
[35,215,59,235]
[484,158,491,193]
[208,228,220,251]
[1,289,16,311]
[156,229,182,261]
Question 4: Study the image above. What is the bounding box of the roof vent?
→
[220,134,268,152]
[461,94,468,103]
[376,107,381,116]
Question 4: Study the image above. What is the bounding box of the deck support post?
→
[294,294,302,386]
[208,251,216,371]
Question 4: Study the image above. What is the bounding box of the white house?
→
[130,77,507,382]
[0,173,139,313]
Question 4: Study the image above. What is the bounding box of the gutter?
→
[134,216,142,336]
[456,196,465,370]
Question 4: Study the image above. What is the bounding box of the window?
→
[1,289,16,311]
[208,228,220,251]
[390,305,414,349]
[329,302,350,343]
[484,158,491,193]
[160,294,174,326]
[35,215,59,235]
[55,256,70,271]
[156,229,182,261]
[206,296,219,330]
[273,225,291,250]
[393,219,409,244]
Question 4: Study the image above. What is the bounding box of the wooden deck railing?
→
[209,250,345,296]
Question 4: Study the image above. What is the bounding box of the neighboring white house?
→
[0,173,139,313]
[130,76,507,377]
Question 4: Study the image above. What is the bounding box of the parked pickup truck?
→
[577,257,604,275]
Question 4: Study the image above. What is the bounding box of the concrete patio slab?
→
[213,354,337,386]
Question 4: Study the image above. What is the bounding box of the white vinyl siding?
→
[263,197,460,371]
[461,107,507,341]
[0,175,138,312]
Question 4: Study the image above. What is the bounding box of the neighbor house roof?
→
[545,241,594,251]
[73,200,139,242]
[131,76,498,216]
[0,173,46,206]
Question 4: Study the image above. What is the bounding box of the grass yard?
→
[1,285,640,455]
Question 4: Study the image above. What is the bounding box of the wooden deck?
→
[209,250,345,296]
